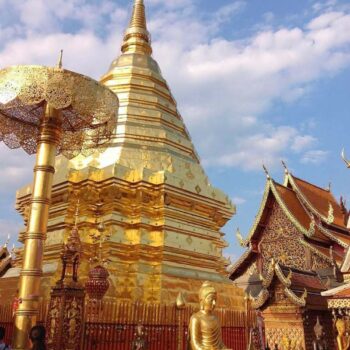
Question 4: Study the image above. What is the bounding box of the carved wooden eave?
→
[250,288,270,309]
[249,262,306,309]
[260,259,276,288]
[283,287,307,307]
[275,263,292,288]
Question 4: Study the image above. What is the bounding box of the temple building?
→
[0,0,243,308]
[229,164,350,348]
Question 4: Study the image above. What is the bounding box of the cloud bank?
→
[0,0,349,195]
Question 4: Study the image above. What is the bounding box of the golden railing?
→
[0,300,256,349]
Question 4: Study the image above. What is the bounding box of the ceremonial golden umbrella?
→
[0,61,119,350]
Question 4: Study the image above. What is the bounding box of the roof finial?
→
[3,234,10,248]
[327,182,332,192]
[262,164,270,180]
[57,49,63,69]
[121,0,152,55]
[281,160,288,174]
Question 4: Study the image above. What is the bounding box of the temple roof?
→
[231,165,350,281]
[285,172,348,230]
[247,260,326,309]
[236,172,349,247]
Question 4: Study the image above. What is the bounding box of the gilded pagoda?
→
[229,163,350,349]
[0,0,243,309]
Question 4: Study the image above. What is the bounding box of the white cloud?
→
[213,2,246,24]
[0,145,34,192]
[291,135,316,152]
[0,0,349,176]
[301,150,329,164]
[232,196,246,205]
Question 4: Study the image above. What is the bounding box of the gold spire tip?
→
[121,0,152,55]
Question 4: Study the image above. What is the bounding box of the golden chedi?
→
[188,281,231,350]
[0,0,243,308]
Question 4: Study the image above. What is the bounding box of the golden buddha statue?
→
[336,318,350,350]
[188,281,231,350]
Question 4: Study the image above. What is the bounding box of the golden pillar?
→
[0,64,119,349]
[13,104,61,349]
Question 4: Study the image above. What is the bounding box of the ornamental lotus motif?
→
[85,265,110,300]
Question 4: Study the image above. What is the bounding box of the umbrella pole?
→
[13,103,61,350]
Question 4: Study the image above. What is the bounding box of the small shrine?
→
[230,163,350,349]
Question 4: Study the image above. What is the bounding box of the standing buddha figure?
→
[188,281,231,350]
[336,318,350,350]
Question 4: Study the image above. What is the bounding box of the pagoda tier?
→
[229,164,350,349]
[0,0,243,308]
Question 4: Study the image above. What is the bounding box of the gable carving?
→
[259,202,307,273]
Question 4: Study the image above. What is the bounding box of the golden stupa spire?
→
[121,0,152,55]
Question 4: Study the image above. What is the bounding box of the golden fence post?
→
[176,292,186,350]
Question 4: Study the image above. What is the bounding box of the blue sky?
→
[0,0,350,262]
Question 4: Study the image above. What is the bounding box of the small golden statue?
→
[188,281,231,350]
[131,324,148,350]
[67,298,80,340]
[336,318,350,350]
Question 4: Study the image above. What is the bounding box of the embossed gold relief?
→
[266,328,305,350]
[260,203,307,273]
[47,298,61,345]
